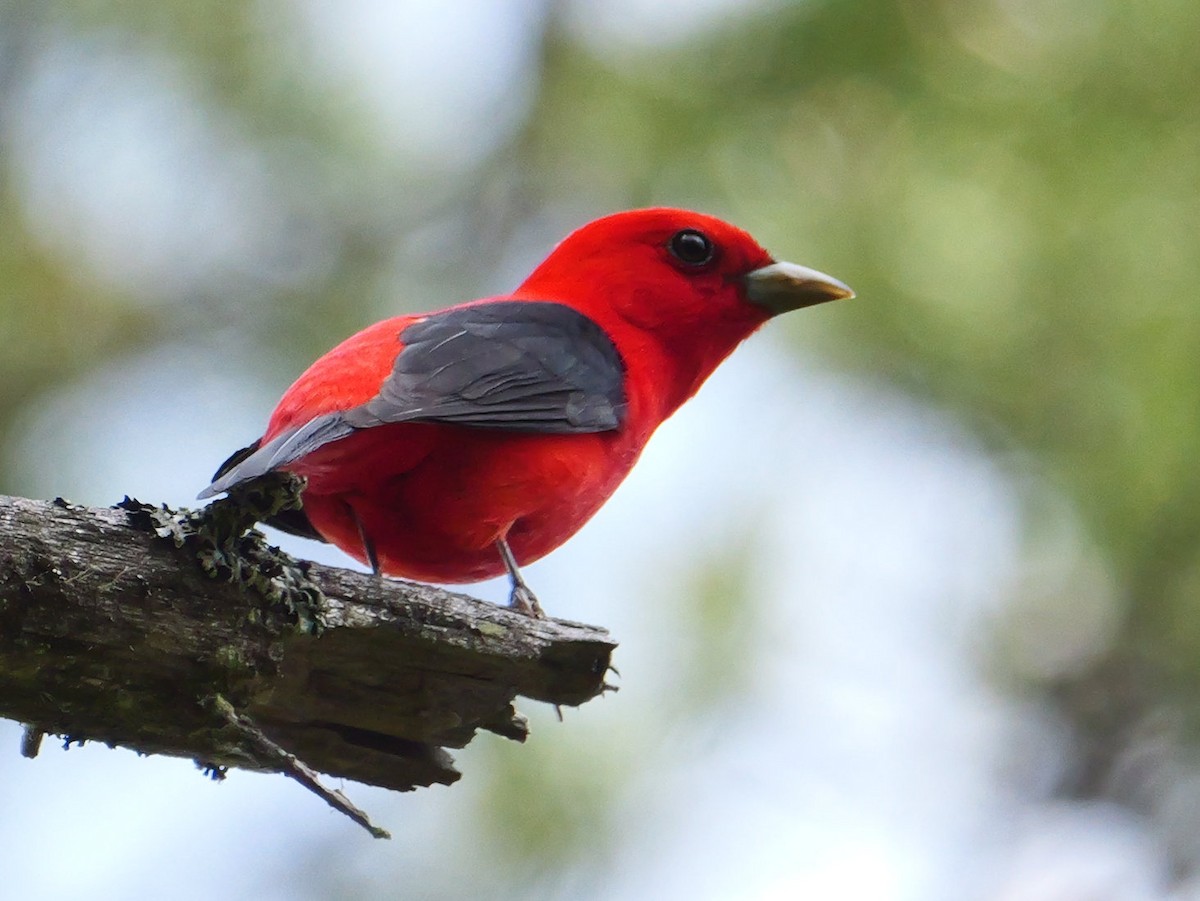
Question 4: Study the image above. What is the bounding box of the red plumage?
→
[203,208,852,614]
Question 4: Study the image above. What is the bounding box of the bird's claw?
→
[508,583,545,619]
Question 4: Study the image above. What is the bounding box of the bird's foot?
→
[496,537,545,618]
[508,582,545,619]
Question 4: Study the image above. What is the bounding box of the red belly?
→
[287,422,641,582]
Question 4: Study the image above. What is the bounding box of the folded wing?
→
[200,300,627,500]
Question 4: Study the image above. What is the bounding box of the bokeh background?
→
[1,0,1197,897]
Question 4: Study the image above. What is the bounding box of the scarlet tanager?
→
[201,208,852,616]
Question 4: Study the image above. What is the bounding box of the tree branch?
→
[0,494,616,835]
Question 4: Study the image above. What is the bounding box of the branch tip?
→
[207,695,390,840]
[20,726,43,759]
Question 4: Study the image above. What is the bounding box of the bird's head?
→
[516,207,853,415]
[519,206,851,330]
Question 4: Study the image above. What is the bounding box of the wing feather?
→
[200,300,626,498]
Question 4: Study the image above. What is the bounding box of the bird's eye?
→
[668,229,715,266]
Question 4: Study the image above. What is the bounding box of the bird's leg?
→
[495,538,544,618]
[348,504,381,576]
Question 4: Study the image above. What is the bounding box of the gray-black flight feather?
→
[199,300,627,506]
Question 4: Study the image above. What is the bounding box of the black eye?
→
[668,229,715,266]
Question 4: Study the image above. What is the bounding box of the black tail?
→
[209,440,327,543]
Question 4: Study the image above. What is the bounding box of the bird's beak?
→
[743,261,854,315]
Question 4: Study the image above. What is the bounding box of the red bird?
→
[201,208,852,616]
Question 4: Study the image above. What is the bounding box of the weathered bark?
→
[0,494,615,832]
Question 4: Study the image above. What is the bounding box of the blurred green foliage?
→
[2,0,1200,890]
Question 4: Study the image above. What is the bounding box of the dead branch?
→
[0,493,616,836]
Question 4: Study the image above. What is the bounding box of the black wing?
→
[347,301,626,433]
[200,301,626,499]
